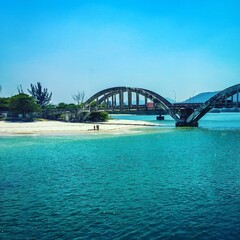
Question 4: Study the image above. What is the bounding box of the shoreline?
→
[0,119,161,136]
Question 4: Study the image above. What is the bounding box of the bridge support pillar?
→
[128,90,132,110]
[175,107,198,127]
[156,115,164,120]
[111,95,114,110]
[119,90,124,110]
[176,121,198,127]
[136,92,139,110]
[237,90,239,109]
[156,110,165,120]
[145,96,147,110]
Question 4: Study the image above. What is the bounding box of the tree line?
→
[0,83,108,122]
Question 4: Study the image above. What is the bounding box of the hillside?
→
[183,91,219,103]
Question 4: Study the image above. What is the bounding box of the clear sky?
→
[0,0,240,103]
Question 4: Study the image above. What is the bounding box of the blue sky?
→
[0,0,240,103]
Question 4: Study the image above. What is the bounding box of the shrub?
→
[87,111,109,122]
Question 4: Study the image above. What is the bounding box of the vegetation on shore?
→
[0,83,109,122]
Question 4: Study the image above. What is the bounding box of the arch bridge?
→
[84,84,240,127]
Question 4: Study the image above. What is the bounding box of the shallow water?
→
[1,113,240,239]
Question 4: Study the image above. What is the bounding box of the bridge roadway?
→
[84,84,240,127]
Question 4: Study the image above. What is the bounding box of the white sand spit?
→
[0,119,160,136]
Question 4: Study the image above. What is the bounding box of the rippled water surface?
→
[1,113,240,239]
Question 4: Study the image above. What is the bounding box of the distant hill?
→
[182,91,219,103]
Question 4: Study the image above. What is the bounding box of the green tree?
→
[9,93,39,118]
[0,85,2,95]
[57,102,68,109]
[45,104,56,110]
[0,97,10,111]
[28,82,52,108]
[57,102,78,110]
[67,103,77,110]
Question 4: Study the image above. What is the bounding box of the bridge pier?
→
[136,92,139,110]
[128,90,132,110]
[176,121,198,127]
[156,115,164,120]
[119,90,124,110]
[145,96,147,110]
[156,110,165,120]
[237,90,239,108]
[175,107,198,127]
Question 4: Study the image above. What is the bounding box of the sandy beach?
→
[0,119,160,136]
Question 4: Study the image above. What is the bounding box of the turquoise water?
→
[1,113,240,239]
